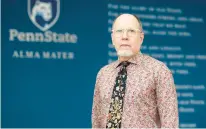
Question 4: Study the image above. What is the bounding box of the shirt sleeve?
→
[92,70,102,128]
[156,64,179,128]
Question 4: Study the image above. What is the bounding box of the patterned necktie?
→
[106,61,130,128]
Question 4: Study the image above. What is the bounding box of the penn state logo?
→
[28,0,60,31]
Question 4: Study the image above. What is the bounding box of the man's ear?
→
[111,33,115,46]
[140,33,144,45]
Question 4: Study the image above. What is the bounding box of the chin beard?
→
[117,50,134,57]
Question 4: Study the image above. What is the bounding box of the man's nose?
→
[122,30,129,39]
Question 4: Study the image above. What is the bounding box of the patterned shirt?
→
[92,53,179,128]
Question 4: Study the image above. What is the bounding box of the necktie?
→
[106,61,130,128]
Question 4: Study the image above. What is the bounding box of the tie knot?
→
[120,61,130,67]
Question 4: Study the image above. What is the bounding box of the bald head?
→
[112,14,143,31]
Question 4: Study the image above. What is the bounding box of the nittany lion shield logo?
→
[28,0,60,31]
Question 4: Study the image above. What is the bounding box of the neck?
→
[119,54,135,62]
[118,52,141,62]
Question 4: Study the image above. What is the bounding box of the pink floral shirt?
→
[92,53,179,128]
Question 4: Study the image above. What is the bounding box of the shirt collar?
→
[114,52,143,68]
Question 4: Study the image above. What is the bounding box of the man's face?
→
[112,14,144,57]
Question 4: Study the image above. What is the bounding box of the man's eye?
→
[128,29,135,33]
[116,29,123,33]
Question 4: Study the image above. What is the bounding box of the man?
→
[92,13,179,128]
